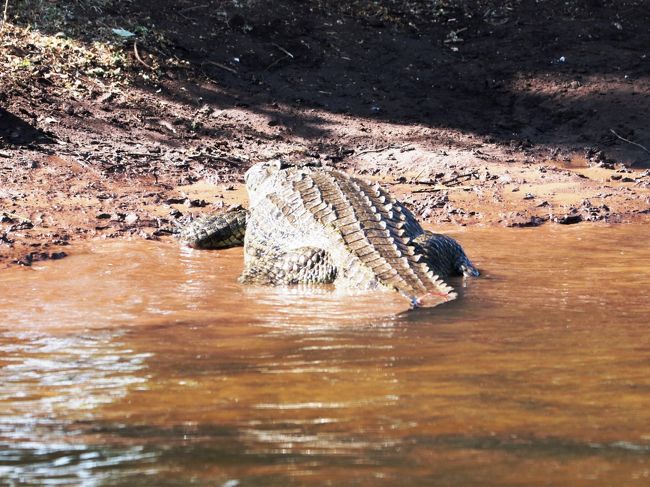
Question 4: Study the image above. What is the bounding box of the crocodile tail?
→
[285,169,456,304]
[408,286,458,309]
[347,175,457,303]
[179,208,249,249]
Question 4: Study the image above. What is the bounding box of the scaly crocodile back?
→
[412,231,480,278]
[179,208,248,249]
[245,166,456,304]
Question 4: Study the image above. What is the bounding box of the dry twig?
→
[609,129,650,156]
[133,41,155,70]
[263,43,296,71]
[178,4,208,14]
[272,43,294,59]
[177,4,208,20]
[440,171,477,186]
[202,60,238,75]
[2,0,9,31]
[413,186,472,193]
[356,145,394,155]
[265,55,291,71]
[356,144,411,156]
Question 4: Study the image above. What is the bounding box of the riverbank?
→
[1,0,648,266]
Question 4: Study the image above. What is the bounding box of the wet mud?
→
[1,0,649,266]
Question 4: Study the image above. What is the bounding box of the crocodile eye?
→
[268,159,284,171]
[245,161,279,190]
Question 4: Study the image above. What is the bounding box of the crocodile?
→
[179,160,479,307]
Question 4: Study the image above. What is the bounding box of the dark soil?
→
[1,0,649,266]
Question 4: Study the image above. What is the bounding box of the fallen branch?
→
[3,211,31,222]
[413,186,472,193]
[412,174,474,188]
[610,129,650,156]
[265,54,291,71]
[272,43,294,59]
[177,4,208,20]
[262,43,296,71]
[203,60,238,74]
[178,4,208,14]
[133,41,155,70]
[440,171,477,186]
[356,145,394,155]
[1,0,9,31]
[356,144,411,156]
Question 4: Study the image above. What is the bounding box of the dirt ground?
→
[1,0,649,267]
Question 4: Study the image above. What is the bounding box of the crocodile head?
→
[245,159,324,193]
[244,160,286,192]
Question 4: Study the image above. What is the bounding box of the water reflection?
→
[0,331,154,485]
[0,226,649,485]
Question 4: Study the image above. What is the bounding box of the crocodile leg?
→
[178,208,249,249]
[412,231,480,278]
[240,246,337,285]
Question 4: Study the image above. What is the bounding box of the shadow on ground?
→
[0,108,54,147]
[7,0,650,164]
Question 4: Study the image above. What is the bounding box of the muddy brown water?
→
[1,225,649,486]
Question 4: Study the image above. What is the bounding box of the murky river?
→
[1,225,649,486]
